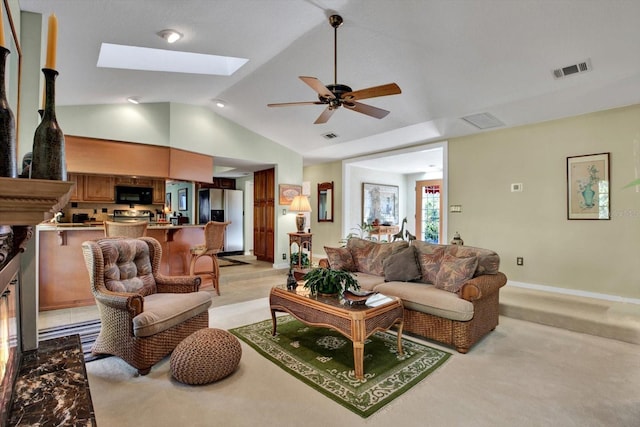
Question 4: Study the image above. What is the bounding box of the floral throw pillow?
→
[324,246,356,271]
[435,254,478,293]
[417,247,445,284]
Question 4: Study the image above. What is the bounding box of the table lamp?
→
[290,195,311,233]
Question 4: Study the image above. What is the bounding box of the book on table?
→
[365,293,393,307]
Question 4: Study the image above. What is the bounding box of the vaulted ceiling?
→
[18,0,640,172]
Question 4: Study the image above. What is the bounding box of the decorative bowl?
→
[342,289,376,305]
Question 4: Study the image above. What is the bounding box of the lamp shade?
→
[290,195,311,212]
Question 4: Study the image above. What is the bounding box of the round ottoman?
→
[170,328,242,385]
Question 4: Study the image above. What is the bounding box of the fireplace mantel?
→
[0,177,74,426]
[0,177,74,225]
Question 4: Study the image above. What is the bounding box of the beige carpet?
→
[85,298,640,427]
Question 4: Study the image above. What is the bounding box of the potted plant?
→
[303,267,360,296]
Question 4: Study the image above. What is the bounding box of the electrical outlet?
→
[282,253,286,260]
[516,257,524,266]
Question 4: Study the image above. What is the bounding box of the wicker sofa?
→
[320,237,507,353]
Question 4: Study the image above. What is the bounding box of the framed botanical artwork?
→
[178,188,188,211]
[567,152,610,220]
[362,183,399,225]
[279,184,302,205]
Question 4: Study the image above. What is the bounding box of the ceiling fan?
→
[267,14,401,124]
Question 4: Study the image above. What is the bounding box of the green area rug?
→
[230,315,451,418]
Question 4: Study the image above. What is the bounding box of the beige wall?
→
[448,104,640,299]
[304,160,343,259]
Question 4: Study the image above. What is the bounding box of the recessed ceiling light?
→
[212,99,225,108]
[127,96,140,104]
[97,43,249,76]
[157,29,183,44]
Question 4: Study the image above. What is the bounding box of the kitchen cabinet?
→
[212,178,236,189]
[83,175,115,202]
[153,179,166,204]
[115,176,153,187]
[67,173,84,202]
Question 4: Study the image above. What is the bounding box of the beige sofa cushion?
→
[347,237,408,276]
[133,291,212,337]
[352,272,386,291]
[374,281,474,322]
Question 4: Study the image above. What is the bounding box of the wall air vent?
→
[553,58,592,79]
[322,132,339,140]
[461,112,505,130]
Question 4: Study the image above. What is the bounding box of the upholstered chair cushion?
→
[132,292,213,337]
[324,246,356,271]
[435,254,478,293]
[347,237,408,276]
[383,246,422,282]
[100,239,157,296]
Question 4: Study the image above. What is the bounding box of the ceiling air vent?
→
[461,112,504,130]
[553,58,592,79]
[322,132,339,140]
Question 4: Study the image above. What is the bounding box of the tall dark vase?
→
[30,68,66,181]
[0,46,17,178]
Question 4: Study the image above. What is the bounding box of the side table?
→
[288,232,312,269]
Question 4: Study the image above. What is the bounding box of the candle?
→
[44,13,57,69]
[0,6,5,48]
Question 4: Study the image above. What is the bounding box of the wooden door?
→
[253,168,275,262]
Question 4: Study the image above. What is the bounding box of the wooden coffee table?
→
[269,285,404,380]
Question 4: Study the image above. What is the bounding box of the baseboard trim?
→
[507,280,640,305]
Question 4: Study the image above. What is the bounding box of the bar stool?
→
[189,221,230,295]
[104,221,148,238]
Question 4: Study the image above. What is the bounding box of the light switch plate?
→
[450,205,462,213]
[511,183,523,192]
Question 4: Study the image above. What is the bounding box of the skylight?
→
[97,43,248,76]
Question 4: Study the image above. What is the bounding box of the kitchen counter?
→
[38,222,205,230]
[36,223,209,311]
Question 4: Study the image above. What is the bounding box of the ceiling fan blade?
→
[314,107,335,124]
[299,76,335,99]
[267,101,324,107]
[343,83,401,101]
[346,101,390,119]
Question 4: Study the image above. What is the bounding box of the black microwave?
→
[115,186,153,205]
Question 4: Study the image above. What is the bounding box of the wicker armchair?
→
[189,221,230,295]
[81,236,212,375]
[104,220,148,238]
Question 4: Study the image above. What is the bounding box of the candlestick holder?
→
[0,46,17,178]
[30,68,66,181]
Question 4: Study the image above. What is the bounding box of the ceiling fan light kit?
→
[268,14,401,124]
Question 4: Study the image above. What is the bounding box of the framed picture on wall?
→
[279,184,302,205]
[362,183,399,225]
[567,152,610,220]
[178,188,188,211]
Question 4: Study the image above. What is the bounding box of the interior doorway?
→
[415,180,442,243]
